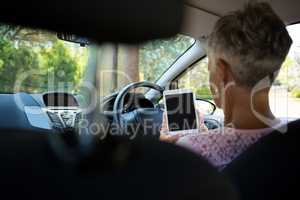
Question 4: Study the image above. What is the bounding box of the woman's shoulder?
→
[177,127,272,168]
[177,126,270,152]
[178,127,235,142]
[177,128,234,150]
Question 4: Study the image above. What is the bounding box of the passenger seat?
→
[224,119,300,200]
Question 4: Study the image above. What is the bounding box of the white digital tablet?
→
[163,89,199,135]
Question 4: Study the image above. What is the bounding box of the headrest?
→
[0,0,184,44]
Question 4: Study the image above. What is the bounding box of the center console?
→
[43,92,81,129]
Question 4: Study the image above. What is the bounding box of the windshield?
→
[0,26,194,96]
[0,24,88,93]
[98,35,195,96]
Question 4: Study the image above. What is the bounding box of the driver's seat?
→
[224,119,300,200]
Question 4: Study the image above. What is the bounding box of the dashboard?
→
[41,93,81,129]
[0,91,221,134]
[29,92,82,130]
[0,92,155,133]
[3,92,83,132]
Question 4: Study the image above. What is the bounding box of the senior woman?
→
[160,2,292,170]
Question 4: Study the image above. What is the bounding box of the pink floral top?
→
[177,127,275,170]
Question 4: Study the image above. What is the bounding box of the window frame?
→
[144,37,197,84]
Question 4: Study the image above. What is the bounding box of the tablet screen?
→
[165,92,197,132]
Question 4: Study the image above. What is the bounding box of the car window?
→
[0,24,89,94]
[139,35,195,82]
[98,35,195,96]
[273,23,300,119]
[0,23,195,96]
[177,57,212,100]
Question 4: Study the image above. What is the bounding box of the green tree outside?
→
[0,25,88,93]
[139,35,194,82]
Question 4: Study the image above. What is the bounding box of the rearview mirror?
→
[57,33,89,47]
[195,99,216,115]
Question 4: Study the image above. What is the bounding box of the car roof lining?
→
[181,0,300,38]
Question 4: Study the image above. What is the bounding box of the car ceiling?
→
[182,0,300,39]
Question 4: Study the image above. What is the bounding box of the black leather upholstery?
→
[0,129,237,200]
[224,119,300,200]
[0,0,184,44]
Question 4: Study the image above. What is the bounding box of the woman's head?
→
[206,2,292,108]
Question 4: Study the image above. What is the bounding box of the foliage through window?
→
[177,57,212,100]
[98,34,195,96]
[139,35,195,82]
[0,24,88,93]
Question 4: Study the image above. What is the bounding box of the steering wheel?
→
[113,81,164,134]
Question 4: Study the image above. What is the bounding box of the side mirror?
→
[57,33,89,47]
[195,98,216,115]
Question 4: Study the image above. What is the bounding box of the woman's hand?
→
[159,133,182,143]
[160,112,180,143]
[159,109,208,143]
[197,109,209,132]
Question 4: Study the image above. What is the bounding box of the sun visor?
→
[0,0,184,44]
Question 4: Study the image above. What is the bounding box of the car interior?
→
[0,0,300,199]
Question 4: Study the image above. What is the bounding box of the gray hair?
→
[207,1,292,87]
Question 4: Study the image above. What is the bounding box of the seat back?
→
[0,129,237,200]
[224,119,300,200]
